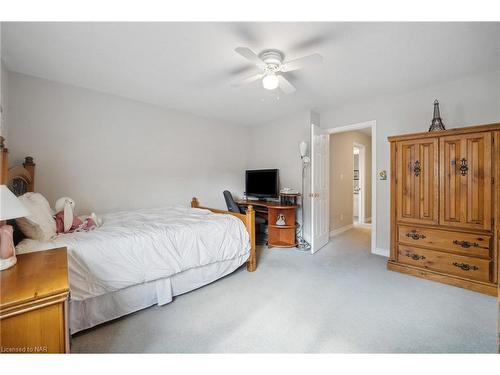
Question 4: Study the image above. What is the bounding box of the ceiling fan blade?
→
[235,47,265,66]
[231,73,264,87]
[291,34,333,52]
[278,75,296,94]
[281,53,323,72]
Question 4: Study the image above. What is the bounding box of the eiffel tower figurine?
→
[428,99,446,132]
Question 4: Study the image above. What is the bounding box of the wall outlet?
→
[340,213,344,221]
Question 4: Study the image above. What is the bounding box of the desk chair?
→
[223,191,267,244]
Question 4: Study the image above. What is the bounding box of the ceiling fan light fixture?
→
[262,73,279,90]
[234,46,322,94]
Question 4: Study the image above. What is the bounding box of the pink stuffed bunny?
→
[54,197,101,234]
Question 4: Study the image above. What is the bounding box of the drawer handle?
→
[459,158,468,176]
[452,262,479,271]
[453,240,479,249]
[406,230,426,240]
[405,251,426,261]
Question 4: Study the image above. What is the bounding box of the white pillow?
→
[15,193,56,241]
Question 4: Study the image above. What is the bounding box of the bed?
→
[0,142,256,334]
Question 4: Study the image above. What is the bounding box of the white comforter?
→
[16,206,250,301]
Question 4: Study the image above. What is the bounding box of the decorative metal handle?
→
[459,158,468,176]
[452,262,478,271]
[405,251,426,261]
[413,160,421,177]
[453,240,479,249]
[406,230,426,240]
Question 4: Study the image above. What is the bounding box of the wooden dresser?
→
[388,123,499,296]
[0,248,70,353]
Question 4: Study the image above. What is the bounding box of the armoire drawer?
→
[398,225,491,258]
[398,245,491,282]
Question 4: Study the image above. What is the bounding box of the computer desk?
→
[235,199,299,248]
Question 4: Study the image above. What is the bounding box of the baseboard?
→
[372,247,389,257]
[329,224,353,237]
[354,223,372,229]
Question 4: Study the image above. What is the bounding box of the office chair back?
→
[223,190,243,214]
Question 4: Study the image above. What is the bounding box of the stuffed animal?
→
[54,197,102,234]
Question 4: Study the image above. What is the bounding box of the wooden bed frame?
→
[191,197,256,272]
[0,137,257,272]
[0,137,35,192]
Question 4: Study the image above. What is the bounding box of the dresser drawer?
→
[398,245,491,282]
[398,225,491,258]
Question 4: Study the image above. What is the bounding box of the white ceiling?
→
[2,22,499,126]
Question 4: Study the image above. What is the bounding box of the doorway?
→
[325,120,377,255]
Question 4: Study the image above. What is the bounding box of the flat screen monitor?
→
[245,169,279,199]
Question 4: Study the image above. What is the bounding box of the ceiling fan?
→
[231,47,323,94]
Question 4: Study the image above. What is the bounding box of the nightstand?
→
[0,247,70,354]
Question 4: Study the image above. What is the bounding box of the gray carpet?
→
[71,228,497,353]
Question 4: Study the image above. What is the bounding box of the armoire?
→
[388,123,499,296]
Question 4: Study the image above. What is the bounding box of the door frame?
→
[326,120,378,256]
[352,142,367,225]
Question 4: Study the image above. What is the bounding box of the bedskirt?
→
[70,254,248,334]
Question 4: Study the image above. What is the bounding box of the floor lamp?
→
[297,141,311,252]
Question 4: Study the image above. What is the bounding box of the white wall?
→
[7,72,251,214]
[246,110,313,241]
[0,22,7,140]
[0,61,7,140]
[322,69,500,254]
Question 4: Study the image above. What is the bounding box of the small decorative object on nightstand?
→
[0,248,70,353]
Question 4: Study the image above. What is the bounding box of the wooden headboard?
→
[0,136,36,196]
[0,136,36,244]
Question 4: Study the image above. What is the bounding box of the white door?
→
[311,124,330,253]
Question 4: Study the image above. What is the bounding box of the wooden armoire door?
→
[396,138,439,225]
[440,132,492,231]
